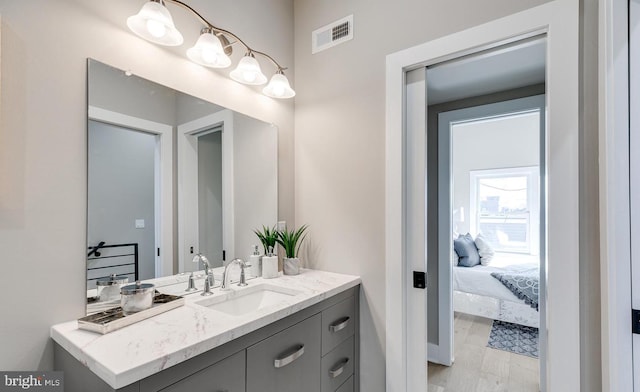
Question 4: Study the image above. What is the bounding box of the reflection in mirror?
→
[87,59,278,304]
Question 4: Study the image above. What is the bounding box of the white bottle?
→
[249,245,262,278]
[262,248,279,279]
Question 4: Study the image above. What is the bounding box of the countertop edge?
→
[51,271,361,390]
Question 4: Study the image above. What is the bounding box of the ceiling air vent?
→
[312,15,354,54]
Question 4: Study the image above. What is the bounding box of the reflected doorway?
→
[197,129,224,264]
[87,120,159,285]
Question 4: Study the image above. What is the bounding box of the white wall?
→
[89,60,178,126]
[452,113,540,235]
[293,0,551,390]
[176,91,225,126]
[233,113,279,262]
[0,0,294,370]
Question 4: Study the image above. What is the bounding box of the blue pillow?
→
[454,233,481,267]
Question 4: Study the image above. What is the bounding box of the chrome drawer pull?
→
[329,358,349,378]
[329,317,350,333]
[274,344,305,368]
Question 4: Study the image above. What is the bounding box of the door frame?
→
[177,109,235,272]
[88,106,174,278]
[385,1,580,390]
[599,0,634,390]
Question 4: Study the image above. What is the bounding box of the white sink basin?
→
[195,284,302,316]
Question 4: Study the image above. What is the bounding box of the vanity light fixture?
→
[263,69,296,99]
[127,0,295,99]
[127,0,184,46]
[186,28,232,68]
[230,52,268,85]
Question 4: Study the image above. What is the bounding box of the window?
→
[470,166,539,254]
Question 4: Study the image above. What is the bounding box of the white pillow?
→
[474,233,495,266]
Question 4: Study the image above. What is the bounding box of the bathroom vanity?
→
[51,269,360,392]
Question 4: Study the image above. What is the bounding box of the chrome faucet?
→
[192,253,212,284]
[221,258,248,290]
[191,254,215,295]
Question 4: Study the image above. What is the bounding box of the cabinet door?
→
[158,351,245,392]
[247,314,321,392]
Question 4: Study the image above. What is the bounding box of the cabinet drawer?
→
[247,314,321,392]
[335,376,354,392]
[158,350,245,392]
[322,296,355,355]
[321,336,354,392]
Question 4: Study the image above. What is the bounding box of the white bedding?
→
[453,253,539,303]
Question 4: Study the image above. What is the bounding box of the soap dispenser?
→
[262,247,279,279]
[249,245,262,277]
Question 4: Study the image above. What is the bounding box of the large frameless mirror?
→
[86,59,277,308]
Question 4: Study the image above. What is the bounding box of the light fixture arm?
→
[164,0,286,71]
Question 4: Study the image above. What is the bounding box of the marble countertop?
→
[51,269,360,390]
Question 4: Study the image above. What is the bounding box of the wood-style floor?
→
[428,313,539,392]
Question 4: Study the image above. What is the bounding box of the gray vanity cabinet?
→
[335,376,354,392]
[246,314,321,392]
[157,350,245,392]
[321,336,354,392]
[54,286,359,392]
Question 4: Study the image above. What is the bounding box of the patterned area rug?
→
[487,320,539,358]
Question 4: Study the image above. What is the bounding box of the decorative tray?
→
[78,292,185,334]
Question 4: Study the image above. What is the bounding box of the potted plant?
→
[254,225,278,256]
[254,225,279,278]
[276,225,308,275]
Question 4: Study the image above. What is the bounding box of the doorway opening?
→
[427,92,545,391]
[87,120,161,284]
[197,128,224,266]
[177,110,234,273]
[86,105,174,287]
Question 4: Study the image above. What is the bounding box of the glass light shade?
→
[230,55,268,85]
[127,1,184,46]
[187,32,231,68]
[263,73,296,99]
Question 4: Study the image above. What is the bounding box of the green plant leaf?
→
[276,224,308,258]
[254,225,278,255]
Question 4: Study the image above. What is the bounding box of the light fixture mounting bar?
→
[164,0,285,70]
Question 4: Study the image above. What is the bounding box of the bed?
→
[453,253,540,328]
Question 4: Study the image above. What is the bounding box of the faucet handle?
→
[231,258,249,287]
[185,272,198,292]
[238,266,248,287]
[201,275,213,296]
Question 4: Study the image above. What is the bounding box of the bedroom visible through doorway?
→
[425,37,546,392]
[430,96,544,392]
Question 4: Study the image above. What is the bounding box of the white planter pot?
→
[283,257,300,275]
